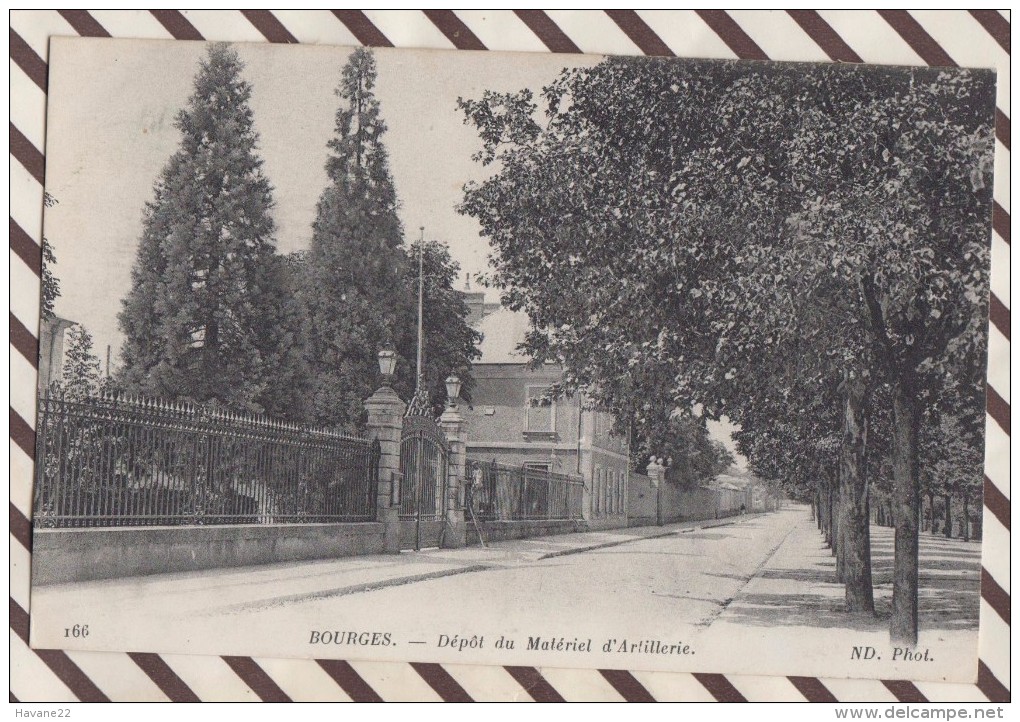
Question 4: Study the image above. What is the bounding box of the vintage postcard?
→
[28,37,997,683]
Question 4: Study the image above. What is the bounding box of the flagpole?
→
[406,226,431,417]
[417,225,424,384]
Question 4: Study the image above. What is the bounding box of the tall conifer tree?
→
[303,48,413,428]
[118,44,307,417]
[304,48,480,429]
[59,325,103,400]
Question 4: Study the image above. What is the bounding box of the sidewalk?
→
[706,508,982,633]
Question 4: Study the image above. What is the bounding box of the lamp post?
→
[377,348,396,387]
[445,375,462,409]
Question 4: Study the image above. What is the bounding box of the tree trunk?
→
[838,383,874,612]
[820,485,828,534]
[962,490,970,542]
[830,473,842,580]
[825,478,835,549]
[926,493,935,533]
[890,383,920,646]
[835,504,845,582]
[944,493,952,539]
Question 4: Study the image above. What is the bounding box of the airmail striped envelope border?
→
[9,9,1010,703]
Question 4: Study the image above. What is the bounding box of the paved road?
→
[32,509,803,662]
[31,504,981,682]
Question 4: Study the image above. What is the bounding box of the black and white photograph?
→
[28,36,996,683]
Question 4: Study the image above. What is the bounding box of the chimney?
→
[462,272,487,326]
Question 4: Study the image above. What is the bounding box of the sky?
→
[43,37,744,467]
[44,37,601,362]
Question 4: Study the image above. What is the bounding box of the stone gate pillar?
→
[647,457,667,526]
[365,385,405,553]
[439,404,467,548]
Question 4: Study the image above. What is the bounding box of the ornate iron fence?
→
[33,393,380,528]
[465,459,584,522]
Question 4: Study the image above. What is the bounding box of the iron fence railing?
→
[465,459,584,521]
[33,393,380,528]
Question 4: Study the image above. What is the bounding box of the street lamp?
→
[378,348,396,386]
[445,375,462,408]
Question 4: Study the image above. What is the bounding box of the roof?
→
[475,308,532,364]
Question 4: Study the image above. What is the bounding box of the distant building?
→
[461,275,501,327]
[713,471,763,513]
[462,297,629,530]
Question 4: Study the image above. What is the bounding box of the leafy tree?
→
[303,48,479,429]
[117,43,306,418]
[921,412,983,540]
[41,193,60,322]
[460,58,879,611]
[460,57,993,643]
[780,69,994,642]
[865,391,897,530]
[728,347,847,569]
[635,411,732,486]
[706,439,736,479]
[403,239,483,417]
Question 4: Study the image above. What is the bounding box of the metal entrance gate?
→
[398,413,448,550]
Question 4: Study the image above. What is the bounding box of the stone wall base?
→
[33,522,386,585]
[467,518,581,546]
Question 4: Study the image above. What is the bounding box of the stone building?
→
[461,297,630,530]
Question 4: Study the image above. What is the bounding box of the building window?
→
[525,386,555,433]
